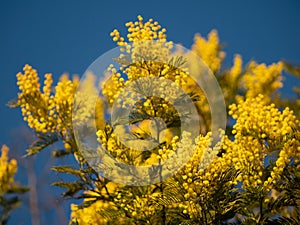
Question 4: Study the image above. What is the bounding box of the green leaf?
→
[51,181,85,197]
[52,149,71,157]
[97,207,124,219]
[113,55,132,66]
[24,133,59,157]
[52,166,83,178]
[7,187,29,194]
[283,61,300,78]
[6,98,19,108]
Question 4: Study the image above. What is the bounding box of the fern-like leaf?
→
[24,133,59,157]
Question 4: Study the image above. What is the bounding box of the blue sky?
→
[0,0,300,224]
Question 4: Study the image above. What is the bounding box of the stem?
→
[203,201,208,224]
[26,159,40,225]
[154,116,166,224]
[159,163,166,225]
[257,196,264,224]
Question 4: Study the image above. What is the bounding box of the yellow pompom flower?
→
[242,61,283,102]
[0,145,18,196]
[192,30,225,73]
[227,95,300,190]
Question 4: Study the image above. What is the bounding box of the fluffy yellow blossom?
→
[242,61,283,102]
[102,16,186,108]
[16,65,80,134]
[220,54,244,101]
[15,65,103,141]
[227,95,300,190]
[115,15,167,44]
[230,54,243,82]
[54,74,77,132]
[173,131,235,220]
[0,145,18,196]
[192,30,225,73]
[16,64,55,133]
[70,198,114,225]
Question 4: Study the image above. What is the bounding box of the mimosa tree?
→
[8,16,300,224]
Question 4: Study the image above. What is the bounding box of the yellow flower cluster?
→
[111,15,168,45]
[73,93,299,223]
[70,196,113,225]
[192,30,225,73]
[17,64,41,96]
[156,135,179,161]
[16,65,105,155]
[113,192,156,220]
[229,94,298,142]
[96,124,178,167]
[17,64,55,133]
[14,15,299,224]
[175,94,300,217]
[93,17,233,221]
[103,16,189,107]
[70,72,102,130]
[53,74,77,132]
[71,183,164,224]
[167,92,300,219]
[15,65,102,159]
[177,132,234,218]
[230,54,243,82]
[16,64,80,134]
[222,54,243,100]
[98,16,195,171]
[227,94,300,190]
[242,61,283,102]
[0,145,18,196]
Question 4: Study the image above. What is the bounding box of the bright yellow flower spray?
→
[8,15,300,224]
